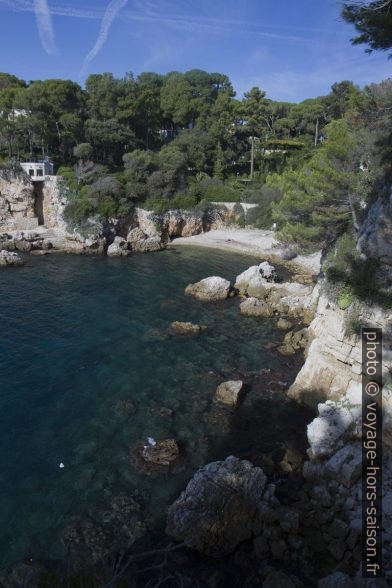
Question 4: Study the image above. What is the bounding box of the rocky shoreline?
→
[1,168,392,586]
[162,259,392,585]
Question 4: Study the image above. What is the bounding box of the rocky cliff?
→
[358,193,392,271]
[0,169,36,231]
[288,285,392,409]
[165,197,392,585]
[0,168,232,258]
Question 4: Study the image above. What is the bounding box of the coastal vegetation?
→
[0,69,390,250]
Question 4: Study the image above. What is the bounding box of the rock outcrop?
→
[358,193,392,268]
[277,328,309,356]
[240,297,274,317]
[185,276,231,301]
[0,169,36,231]
[234,261,277,296]
[166,456,268,556]
[107,236,130,256]
[0,250,24,267]
[126,227,163,252]
[239,281,315,320]
[135,207,229,242]
[288,284,392,408]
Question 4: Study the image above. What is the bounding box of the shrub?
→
[236,213,246,228]
[324,232,388,305]
[337,286,354,310]
[245,184,283,229]
[344,301,364,338]
[63,186,93,228]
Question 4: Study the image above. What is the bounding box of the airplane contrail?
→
[34,0,58,55]
[80,0,128,76]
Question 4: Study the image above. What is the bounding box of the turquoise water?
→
[0,246,306,569]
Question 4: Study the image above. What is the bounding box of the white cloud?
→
[234,53,392,102]
[34,0,58,55]
[80,0,128,76]
[0,0,325,45]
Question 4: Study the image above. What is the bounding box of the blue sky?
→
[0,0,391,102]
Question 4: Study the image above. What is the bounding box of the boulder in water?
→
[235,261,276,295]
[0,250,24,267]
[215,380,244,406]
[185,276,231,301]
[166,456,268,556]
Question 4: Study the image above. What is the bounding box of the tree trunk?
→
[250,135,255,180]
[28,130,33,158]
[314,118,319,147]
[348,194,360,233]
[56,121,61,144]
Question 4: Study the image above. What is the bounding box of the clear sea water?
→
[0,246,309,570]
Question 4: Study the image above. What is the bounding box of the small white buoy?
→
[59,462,65,468]
[147,437,156,446]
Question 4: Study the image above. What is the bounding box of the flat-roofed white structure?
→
[20,159,54,181]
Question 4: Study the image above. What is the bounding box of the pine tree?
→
[240,87,269,179]
[270,119,368,252]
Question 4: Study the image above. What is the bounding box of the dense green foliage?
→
[0,52,391,255]
[1,68,360,222]
[342,0,392,56]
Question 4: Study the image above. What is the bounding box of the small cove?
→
[0,246,311,570]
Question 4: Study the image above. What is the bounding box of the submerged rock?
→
[0,250,24,267]
[278,328,309,355]
[277,318,293,330]
[141,438,179,467]
[166,456,268,556]
[169,321,207,336]
[185,276,231,301]
[215,380,244,406]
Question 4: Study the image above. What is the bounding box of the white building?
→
[20,159,54,181]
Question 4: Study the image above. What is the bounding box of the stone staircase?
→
[36,227,80,250]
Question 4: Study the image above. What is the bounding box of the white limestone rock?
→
[240,297,273,317]
[185,276,231,301]
[215,380,244,406]
[107,236,129,257]
[0,250,24,267]
[234,261,276,296]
